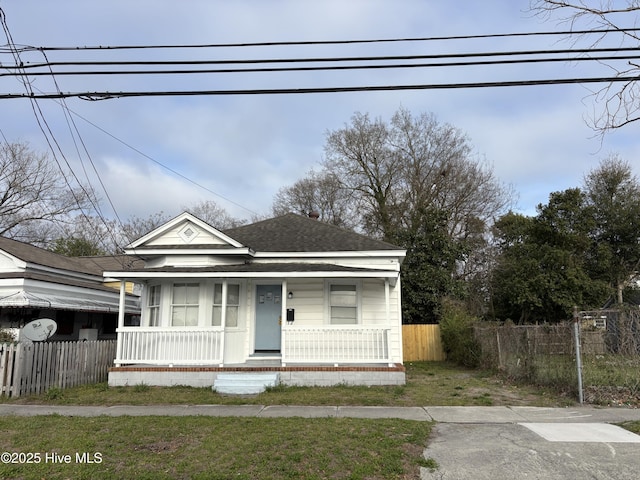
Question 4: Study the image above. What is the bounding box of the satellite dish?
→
[21,318,57,342]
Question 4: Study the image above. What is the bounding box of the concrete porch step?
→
[213,372,280,395]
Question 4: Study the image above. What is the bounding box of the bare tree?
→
[271,170,358,229]
[530,1,640,135]
[52,214,121,254]
[182,200,246,229]
[120,211,171,245]
[323,108,513,241]
[0,141,93,246]
[324,112,401,240]
[389,108,512,239]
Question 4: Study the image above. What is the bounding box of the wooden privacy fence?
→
[403,324,446,361]
[0,340,116,398]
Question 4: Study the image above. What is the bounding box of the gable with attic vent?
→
[144,220,233,247]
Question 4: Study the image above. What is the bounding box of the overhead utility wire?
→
[38,50,127,248]
[6,26,640,51]
[0,8,126,258]
[62,105,260,217]
[1,75,639,100]
[5,53,640,77]
[9,46,640,69]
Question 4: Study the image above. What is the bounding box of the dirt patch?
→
[584,386,640,408]
[134,439,183,453]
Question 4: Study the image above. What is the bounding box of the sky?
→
[0,0,639,225]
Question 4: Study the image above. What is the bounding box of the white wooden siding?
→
[284,279,324,324]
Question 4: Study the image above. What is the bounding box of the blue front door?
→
[254,284,282,351]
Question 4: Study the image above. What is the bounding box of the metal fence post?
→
[573,306,584,404]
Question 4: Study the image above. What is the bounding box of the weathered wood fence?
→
[0,340,116,398]
[402,324,446,361]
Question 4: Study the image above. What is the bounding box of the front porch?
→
[110,324,406,387]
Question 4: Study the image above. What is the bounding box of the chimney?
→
[308,211,320,220]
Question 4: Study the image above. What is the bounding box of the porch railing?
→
[282,326,391,365]
[115,325,392,366]
[115,327,223,366]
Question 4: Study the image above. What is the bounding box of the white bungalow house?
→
[0,237,141,340]
[105,212,407,388]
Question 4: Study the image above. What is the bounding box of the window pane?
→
[185,306,199,326]
[173,284,186,304]
[149,285,161,306]
[172,307,185,326]
[331,284,356,307]
[331,306,357,324]
[186,284,199,304]
[212,306,222,326]
[330,284,357,324]
[226,306,238,327]
[227,284,240,305]
[149,308,159,327]
[213,284,223,304]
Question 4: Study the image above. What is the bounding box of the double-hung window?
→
[147,284,161,326]
[212,283,240,327]
[329,283,358,324]
[171,283,199,326]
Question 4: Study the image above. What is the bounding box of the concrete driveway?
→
[421,407,640,480]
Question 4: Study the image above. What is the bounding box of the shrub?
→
[439,299,481,368]
[0,328,16,343]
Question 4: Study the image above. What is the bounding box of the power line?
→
[5,26,640,52]
[3,53,639,77]
[7,46,640,69]
[0,8,128,259]
[1,75,638,100]
[61,106,260,217]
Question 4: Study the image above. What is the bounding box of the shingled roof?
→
[0,236,142,277]
[223,213,401,253]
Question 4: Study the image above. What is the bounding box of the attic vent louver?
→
[178,222,200,243]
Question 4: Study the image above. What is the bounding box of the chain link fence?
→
[474,308,640,406]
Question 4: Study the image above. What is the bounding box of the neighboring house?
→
[105,212,407,387]
[0,237,141,341]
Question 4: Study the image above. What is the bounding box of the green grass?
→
[1,361,574,408]
[620,421,640,435]
[0,416,432,480]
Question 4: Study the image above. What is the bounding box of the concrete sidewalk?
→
[1,404,640,423]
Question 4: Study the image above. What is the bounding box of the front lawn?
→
[1,361,574,407]
[0,416,432,480]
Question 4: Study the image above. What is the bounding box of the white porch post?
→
[385,277,393,367]
[218,280,227,367]
[281,278,287,366]
[115,280,126,367]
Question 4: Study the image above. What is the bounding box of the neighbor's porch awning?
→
[0,290,140,314]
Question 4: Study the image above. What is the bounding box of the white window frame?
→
[326,280,361,325]
[171,282,200,326]
[147,284,161,327]
[212,281,241,328]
